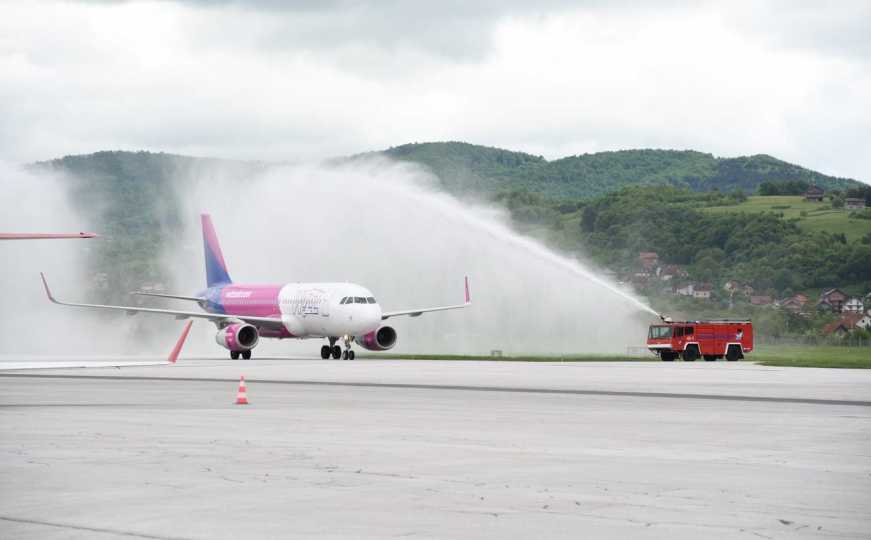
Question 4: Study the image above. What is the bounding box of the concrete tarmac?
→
[1,358,870,539]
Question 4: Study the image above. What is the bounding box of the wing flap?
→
[131,291,204,302]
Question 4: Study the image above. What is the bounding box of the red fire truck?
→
[647,319,753,361]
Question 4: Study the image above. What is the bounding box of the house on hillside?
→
[805,185,824,202]
[780,293,809,313]
[693,283,713,300]
[858,314,871,330]
[674,283,694,297]
[845,198,866,210]
[658,264,685,281]
[724,281,755,297]
[638,252,659,271]
[750,295,773,307]
[818,288,849,313]
[845,297,865,314]
[822,314,864,337]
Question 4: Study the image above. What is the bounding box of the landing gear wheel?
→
[242,350,252,360]
[331,345,342,359]
[230,350,240,360]
[342,350,348,360]
[320,345,331,359]
[348,350,355,360]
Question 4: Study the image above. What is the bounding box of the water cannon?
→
[659,314,673,323]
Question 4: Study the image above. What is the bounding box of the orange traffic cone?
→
[235,375,249,405]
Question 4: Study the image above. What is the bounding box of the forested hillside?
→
[371,142,862,200]
[32,145,870,339]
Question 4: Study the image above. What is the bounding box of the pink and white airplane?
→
[41,214,470,360]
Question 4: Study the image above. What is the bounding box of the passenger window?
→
[685,326,694,335]
[367,297,376,304]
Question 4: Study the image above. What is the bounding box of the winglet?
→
[464,276,471,305]
[40,272,58,304]
[167,320,194,364]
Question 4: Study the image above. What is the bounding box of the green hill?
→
[705,196,871,242]
[371,143,863,200]
[31,146,869,309]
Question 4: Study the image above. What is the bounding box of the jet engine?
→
[356,326,397,351]
[215,323,260,351]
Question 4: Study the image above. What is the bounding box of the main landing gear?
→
[320,336,355,360]
[230,350,252,360]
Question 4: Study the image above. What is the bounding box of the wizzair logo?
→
[225,291,253,298]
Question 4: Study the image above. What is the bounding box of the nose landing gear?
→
[341,335,356,360]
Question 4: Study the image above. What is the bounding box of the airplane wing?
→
[1,232,97,240]
[381,276,471,320]
[40,273,286,331]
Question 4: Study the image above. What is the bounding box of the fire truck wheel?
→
[682,346,699,362]
[726,345,742,361]
[660,352,676,361]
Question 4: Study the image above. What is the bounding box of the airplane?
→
[40,214,470,360]
[1,232,97,240]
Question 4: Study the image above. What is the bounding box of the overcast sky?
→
[1,1,869,182]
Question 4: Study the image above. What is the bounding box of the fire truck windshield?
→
[648,326,672,339]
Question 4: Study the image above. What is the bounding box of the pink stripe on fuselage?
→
[220,284,283,317]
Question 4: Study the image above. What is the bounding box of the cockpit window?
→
[354,297,366,304]
[340,297,348,304]
[366,297,376,304]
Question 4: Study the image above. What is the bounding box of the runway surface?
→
[1,358,870,539]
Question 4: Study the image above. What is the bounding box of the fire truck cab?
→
[647,319,753,362]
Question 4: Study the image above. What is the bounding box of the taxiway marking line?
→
[1,373,869,407]
[0,515,192,540]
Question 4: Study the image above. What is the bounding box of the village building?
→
[674,283,694,297]
[822,313,865,336]
[845,198,866,210]
[780,293,809,313]
[818,288,849,313]
[658,264,684,281]
[693,283,713,300]
[723,280,741,293]
[804,185,824,202]
[844,297,865,314]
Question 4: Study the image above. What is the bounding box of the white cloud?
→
[1,0,868,182]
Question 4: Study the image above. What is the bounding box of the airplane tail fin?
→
[202,214,232,287]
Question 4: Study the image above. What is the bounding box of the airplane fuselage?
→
[199,282,383,339]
